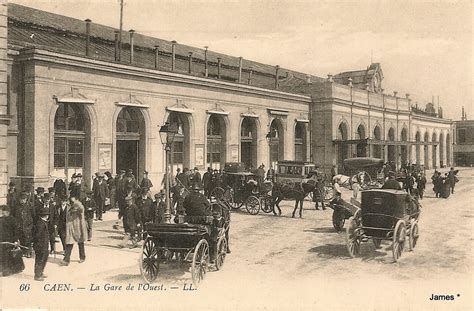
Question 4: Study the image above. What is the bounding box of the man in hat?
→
[104,171,115,211]
[202,167,213,198]
[191,167,202,188]
[123,195,140,247]
[183,184,211,217]
[82,190,96,241]
[32,206,50,281]
[124,169,138,197]
[69,173,84,200]
[61,196,87,265]
[34,187,46,219]
[140,171,154,194]
[92,172,108,221]
[113,170,126,230]
[0,204,25,277]
[153,191,166,223]
[7,181,17,212]
[47,188,58,254]
[136,188,153,226]
[381,172,402,190]
[12,191,34,257]
[56,193,70,253]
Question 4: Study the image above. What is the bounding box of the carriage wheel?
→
[211,187,225,201]
[245,196,260,215]
[324,186,334,202]
[191,239,209,286]
[409,222,419,251]
[392,220,406,262]
[261,195,273,213]
[215,236,228,271]
[345,216,361,258]
[372,239,382,249]
[332,210,345,232]
[139,238,160,283]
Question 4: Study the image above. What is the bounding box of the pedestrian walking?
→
[92,172,108,221]
[140,171,154,194]
[123,195,140,248]
[82,190,96,241]
[32,206,50,281]
[12,191,34,258]
[61,196,87,265]
[104,171,116,211]
[416,173,427,199]
[56,194,69,253]
[447,167,457,194]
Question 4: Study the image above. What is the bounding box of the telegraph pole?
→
[118,0,124,62]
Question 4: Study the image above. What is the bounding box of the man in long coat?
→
[32,207,50,281]
[61,196,87,265]
[56,194,69,253]
[92,173,108,221]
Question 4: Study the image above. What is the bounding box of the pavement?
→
[1,168,473,310]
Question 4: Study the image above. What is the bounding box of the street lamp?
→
[159,122,178,223]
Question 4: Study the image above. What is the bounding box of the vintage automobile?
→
[139,203,229,286]
[345,189,421,262]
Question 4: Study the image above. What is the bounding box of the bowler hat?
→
[36,187,45,193]
[86,190,93,195]
[48,187,55,193]
[143,170,148,174]
[119,169,126,174]
[76,173,83,178]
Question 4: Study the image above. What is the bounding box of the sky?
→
[11,0,473,120]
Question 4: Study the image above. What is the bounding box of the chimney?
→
[188,52,193,74]
[129,29,135,64]
[85,19,91,57]
[114,30,120,61]
[327,74,333,82]
[462,106,465,120]
[348,77,353,87]
[217,57,221,79]
[248,67,253,85]
[153,45,159,69]
[275,65,280,89]
[238,57,243,83]
[204,46,209,77]
[393,91,398,97]
[171,40,177,72]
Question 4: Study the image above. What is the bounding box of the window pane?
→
[173,142,184,153]
[68,154,83,168]
[54,154,66,168]
[68,139,84,153]
[54,138,66,153]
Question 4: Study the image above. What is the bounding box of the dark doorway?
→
[116,140,139,178]
[241,142,253,169]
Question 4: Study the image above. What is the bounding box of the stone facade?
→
[0,1,9,204]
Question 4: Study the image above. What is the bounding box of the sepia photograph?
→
[0,0,472,309]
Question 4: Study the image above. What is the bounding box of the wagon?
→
[210,171,273,215]
[342,157,384,189]
[139,211,229,286]
[345,189,421,262]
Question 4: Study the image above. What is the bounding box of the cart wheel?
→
[409,221,419,251]
[345,216,361,258]
[215,236,228,271]
[392,220,406,262]
[245,196,260,215]
[139,237,160,283]
[324,186,334,202]
[191,239,209,286]
[372,239,382,249]
[332,210,345,232]
[261,195,273,213]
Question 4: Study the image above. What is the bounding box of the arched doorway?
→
[415,131,421,165]
[439,132,445,168]
[269,119,284,168]
[446,133,451,166]
[116,107,146,179]
[400,128,408,166]
[240,117,258,170]
[387,128,396,164]
[54,103,91,182]
[337,122,349,172]
[424,132,430,168]
[167,112,190,173]
[432,132,438,169]
[207,114,226,170]
[373,125,382,158]
[356,124,366,157]
[294,122,307,161]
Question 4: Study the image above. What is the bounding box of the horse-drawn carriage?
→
[335,157,384,190]
[210,163,273,215]
[139,203,229,286]
[345,189,421,262]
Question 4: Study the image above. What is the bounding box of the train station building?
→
[0,2,455,199]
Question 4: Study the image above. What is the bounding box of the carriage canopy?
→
[343,157,384,179]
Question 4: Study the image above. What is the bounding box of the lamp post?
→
[159,122,178,223]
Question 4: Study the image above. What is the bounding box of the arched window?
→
[373,126,382,158]
[116,107,140,133]
[54,103,86,170]
[167,112,187,170]
[240,117,258,169]
[207,115,225,169]
[356,124,366,157]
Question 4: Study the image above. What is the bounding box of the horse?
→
[332,171,371,190]
[271,181,316,218]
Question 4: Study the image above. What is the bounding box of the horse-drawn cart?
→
[329,197,360,232]
[140,212,228,286]
[345,189,421,262]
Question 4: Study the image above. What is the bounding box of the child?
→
[82,190,96,241]
[32,207,50,281]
